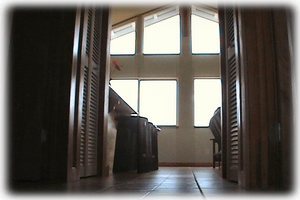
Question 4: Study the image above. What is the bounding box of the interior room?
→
[7,2,295,198]
[109,4,221,169]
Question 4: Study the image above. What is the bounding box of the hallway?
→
[12,167,243,198]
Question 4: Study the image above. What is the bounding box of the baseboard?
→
[159,162,212,167]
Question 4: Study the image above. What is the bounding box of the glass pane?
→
[110,22,136,55]
[194,79,221,126]
[191,14,220,54]
[110,80,138,111]
[143,15,180,54]
[140,80,177,125]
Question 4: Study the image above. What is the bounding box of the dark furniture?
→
[109,87,160,174]
[149,122,159,171]
[209,107,221,168]
[113,116,138,172]
[113,116,160,173]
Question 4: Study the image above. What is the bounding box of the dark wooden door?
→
[219,7,294,189]
[9,9,78,182]
[78,8,101,177]
[220,8,241,182]
[68,7,110,181]
[271,9,293,190]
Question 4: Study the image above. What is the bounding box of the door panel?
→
[68,7,110,181]
[220,7,293,189]
[221,8,241,182]
[78,8,101,177]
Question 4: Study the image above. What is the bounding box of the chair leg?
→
[211,140,216,168]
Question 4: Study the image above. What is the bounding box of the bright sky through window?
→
[194,79,221,126]
[110,22,136,55]
[143,15,180,54]
[191,14,220,54]
[139,80,177,125]
[110,80,138,112]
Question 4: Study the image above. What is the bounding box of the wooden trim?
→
[218,8,227,179]
[98,7,112,177]
[159,162,213,167]
[67,8,83,182]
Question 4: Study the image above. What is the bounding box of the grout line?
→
[140,174,171,199]
[139,189,152,199]
[100,173,142,192]
[192,169,206,198]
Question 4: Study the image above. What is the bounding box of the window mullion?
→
[136,16,144,56]
[179,6,192,55]
[137,79,141,115]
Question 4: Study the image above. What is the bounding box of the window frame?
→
[191,6,220,55]
[110,78,179,127]
[110,19,137,56]
[139,79,178,127]
[109,79,139,112]
[142,6,181,56]
[193,77,221,128]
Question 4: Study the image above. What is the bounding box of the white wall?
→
[110,7,220,165]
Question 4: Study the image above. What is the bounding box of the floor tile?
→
[11,166,245,197]
[145,188,203,198]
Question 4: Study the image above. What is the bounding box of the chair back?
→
[209,107,221,150]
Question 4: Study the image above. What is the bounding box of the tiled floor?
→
[193,168,244,198]
[10,167,243,198]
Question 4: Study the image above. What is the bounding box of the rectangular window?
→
[140,80,177,126]
[194,79,221,127]
[110,79,138,111]
[143,7,180,54]
[191,6,220,54]
[110,22,136,55]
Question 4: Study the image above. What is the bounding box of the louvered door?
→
[223,8,241,182]
[78,8,102,177]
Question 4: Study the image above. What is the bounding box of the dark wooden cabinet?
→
[137,116,151,173]
[113,116,159,173]
[9,7,110,184]
[113,116,138,172]
[149,122,159,171]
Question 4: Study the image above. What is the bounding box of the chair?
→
[209,107,221,168]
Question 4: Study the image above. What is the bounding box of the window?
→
[143,7,180,54]
[140,80,177,125]
[191,7,220,54]
[194,79,221,127]
[110,22,136,55]
[110,80,138,111]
